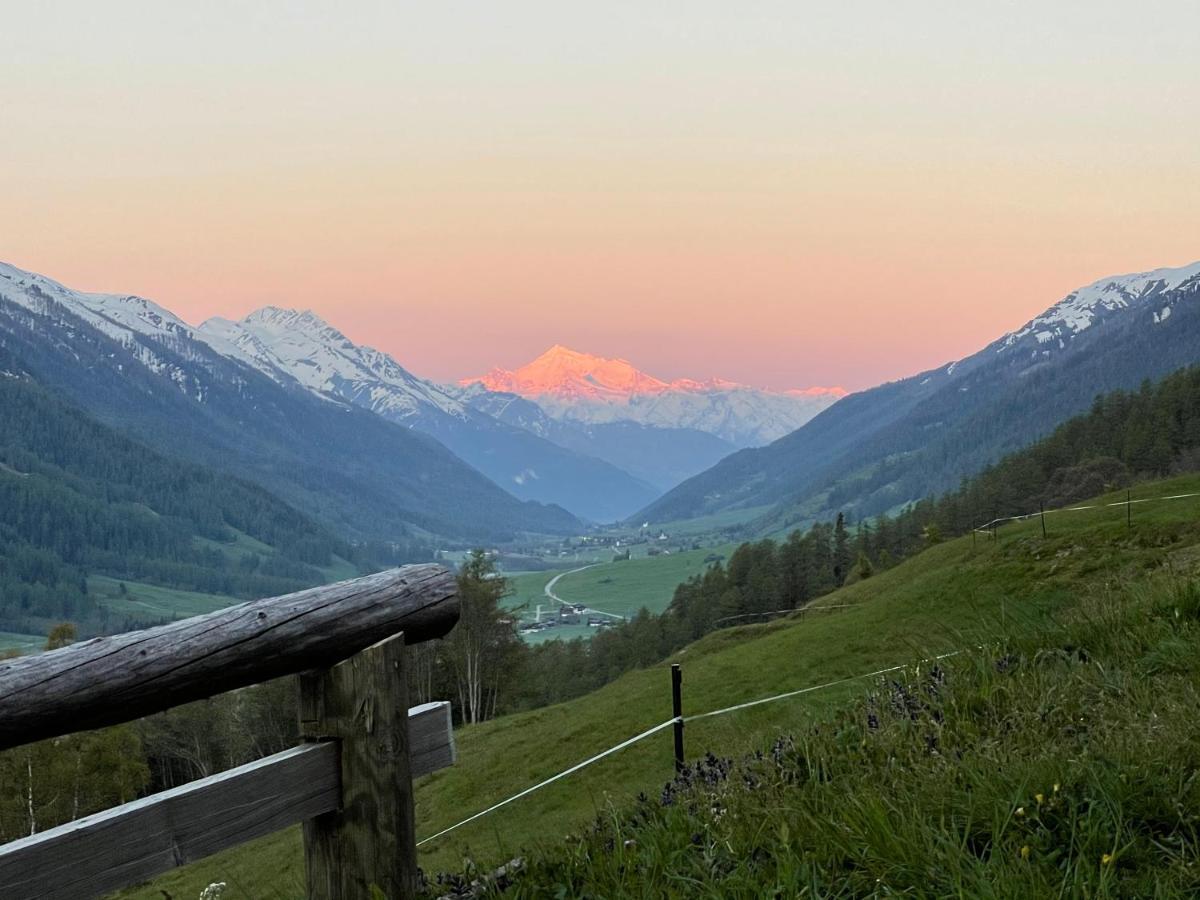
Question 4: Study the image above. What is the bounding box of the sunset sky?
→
[2,1,1197,391]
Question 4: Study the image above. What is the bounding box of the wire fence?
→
[973,489,1200,533]
[420,486,1200,850]
[417,649,962,847]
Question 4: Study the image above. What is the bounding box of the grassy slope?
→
[0,631,44,654]
[118,474,1200,899]
[89,575,233,621]
[89,553,362,624]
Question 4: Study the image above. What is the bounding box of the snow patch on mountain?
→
[0,260,214,396]
[1000,261,1200,352]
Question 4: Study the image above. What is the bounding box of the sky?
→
[2,1,1197,391]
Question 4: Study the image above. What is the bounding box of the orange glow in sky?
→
[2,2,1197,390]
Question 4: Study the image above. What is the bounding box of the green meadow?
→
[118,474,1200,898]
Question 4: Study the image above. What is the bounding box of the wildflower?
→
[1101,853,1113,865]
[1015,806,1025,817]
[1053,783,1060,793]
[1020,845,1031,860]
[1035,793,1044,805]
[200,885,227,900]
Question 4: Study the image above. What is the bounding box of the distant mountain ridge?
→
[0,261,580,541]
[462,345,845,446]
[639,260,1200,529]
[455,382,738,491]
[196,308,658,522]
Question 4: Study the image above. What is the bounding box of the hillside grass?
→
[504,575,1200,897]
[89,575,233,621]
[0,631,44,654]
[117,474,1200,899]
[89,551,361,626]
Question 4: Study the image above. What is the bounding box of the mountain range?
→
[0,260,838,534]
[195,309,659,522]
[463,345,845,446]
[0,262,580,542]
[639,261,1200,531]
[6,255,1198,548]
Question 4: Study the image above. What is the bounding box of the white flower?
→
[199,883,227,900]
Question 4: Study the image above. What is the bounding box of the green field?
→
[536,544,738,619]
[89,575,234,622]
[646,503,775,538]
[504,547,737,641]
[89,554,360,625]
[120,474,1200,898]
[0,631,44,654]
[193,528,275,560]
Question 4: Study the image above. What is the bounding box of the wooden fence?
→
[0,565,460,900]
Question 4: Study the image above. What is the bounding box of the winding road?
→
[543,564,624,620]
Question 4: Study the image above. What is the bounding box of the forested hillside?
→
[641,264,1200,529]
[0,369,382,636]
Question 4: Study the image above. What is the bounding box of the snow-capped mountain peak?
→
[469,344,672,401]
[196,307,467,418]
[461,345,846,446]
[1001,261,1200,351]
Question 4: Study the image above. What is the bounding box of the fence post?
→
[1040,501,1047,538]
[300,631,418,900]
[671,664,684,773]
[1127,489,1132,529]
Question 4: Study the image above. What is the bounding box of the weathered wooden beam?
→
[0,743,340,900]
[301,632,419,899]
[0,701,457,900]
[0,565,458,750]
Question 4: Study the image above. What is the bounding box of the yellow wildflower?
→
[1053,783,1060,793]
[1101,853,1113,865]
[1035,793,1044,805]
[1020,845,1031,860]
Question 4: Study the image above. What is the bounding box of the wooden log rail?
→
[0,566,461,900]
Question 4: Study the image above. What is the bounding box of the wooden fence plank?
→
[0,743,339,900]
[409,701,456,778]
[0,565,458,750]
[0,700,456,900]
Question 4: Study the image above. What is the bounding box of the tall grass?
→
[473,575,1200,897]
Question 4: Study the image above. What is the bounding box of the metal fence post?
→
[671,664,684,773]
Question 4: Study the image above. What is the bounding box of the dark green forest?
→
[0,374,428,635]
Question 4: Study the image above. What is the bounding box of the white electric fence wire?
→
[974,490,1200,533]
[684,650,962,722]
[418,650,964,845]
[416,716,681,847]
